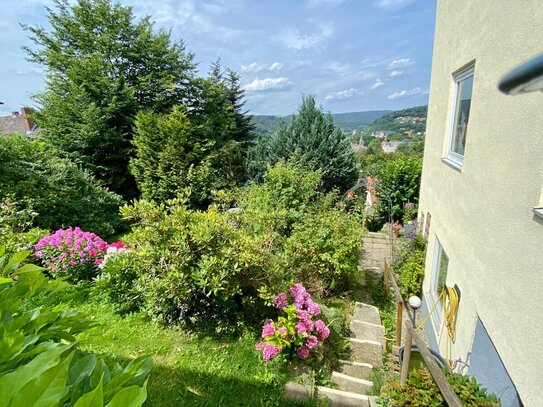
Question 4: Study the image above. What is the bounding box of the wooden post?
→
[383,258,389,298]
[400,322,412,387]
[395,301,403,347]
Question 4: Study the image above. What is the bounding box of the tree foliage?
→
[0,134,124,236]
[249,96,358,192]
[375,155,422,222]
[23,0,197,198]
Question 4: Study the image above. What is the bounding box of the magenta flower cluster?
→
[34,227,111,281]
[256,283,330,362]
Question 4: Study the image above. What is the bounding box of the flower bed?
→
[34,227,122,282]
[256,283,330,362]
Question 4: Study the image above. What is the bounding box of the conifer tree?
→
[249,96,358,192]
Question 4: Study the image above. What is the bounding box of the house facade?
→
[418,1,542,406]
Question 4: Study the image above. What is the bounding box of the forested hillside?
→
[363,105,427,135]
[251,109,391,134]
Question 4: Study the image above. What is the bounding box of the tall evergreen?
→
[23,0,196,198]
[249,96,358,192]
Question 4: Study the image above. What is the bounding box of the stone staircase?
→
[316,302,384,406]
[361,232,392,271]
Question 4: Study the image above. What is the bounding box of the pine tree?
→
[249,96,358,192]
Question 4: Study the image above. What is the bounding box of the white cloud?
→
[390,70,403,77]
[387,87,424,99]
[131,0,244,42]
[375,0,415,8]
[387,58,414,70]
[280,23,334,50]
[369,78,384,90]
[325,88,363,101]
[245,77,290,91]
[241,62,284,73]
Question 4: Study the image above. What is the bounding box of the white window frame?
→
[444,64,475,169]
[429,237,448,329]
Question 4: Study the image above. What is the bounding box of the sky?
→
[0,0,436,116]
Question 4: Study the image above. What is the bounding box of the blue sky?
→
[0,0,436,116]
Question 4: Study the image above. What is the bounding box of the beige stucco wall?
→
[419,1,543,405]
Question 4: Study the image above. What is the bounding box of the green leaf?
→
[0,344,72,406]
[105,381,147,407]
[73,375,104,407]
[8,349,74,407]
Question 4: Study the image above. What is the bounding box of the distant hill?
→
[363,105,428,135]
[250,110,391,134]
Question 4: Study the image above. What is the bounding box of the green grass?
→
[37,286,316,407]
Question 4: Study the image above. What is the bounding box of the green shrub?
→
[115,162,363,329]
[398,250,425,298]
[0,247,152,406]
[395,235,427,299]
[94,250,143,314]
[283,208,363,295]
[378,367,501,406]
[0,134,124,237]
[0,195,48,251]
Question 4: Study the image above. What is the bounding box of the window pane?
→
[452,74,473,155]
[437,247,449,294]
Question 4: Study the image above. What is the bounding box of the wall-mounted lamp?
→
[408,295,422,326]
[498,53,543,95]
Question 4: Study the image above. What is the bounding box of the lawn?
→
[37,285,313,407]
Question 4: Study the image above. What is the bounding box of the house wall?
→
[419,1,543,405]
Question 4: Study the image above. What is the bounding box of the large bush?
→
[249,96,358,192]
[0,247,152,406]
[0,134,124,236]
[112,162,363,329]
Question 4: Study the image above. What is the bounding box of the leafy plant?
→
[0,247,152,406]
[378,367,501,406]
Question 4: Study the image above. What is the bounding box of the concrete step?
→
[366,232,389,240]
[331,371,373,394]
[338,360,373,380]
[353,302,382,325]
[348,338,383,366]
[284,381,314,403]
[317,386,370,407]
[350,320,386,345]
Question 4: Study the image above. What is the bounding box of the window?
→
[429,238,449,326]
[445,64,474,167]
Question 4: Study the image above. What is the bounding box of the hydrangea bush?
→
[256,283,330,362]
[34,227,108,281]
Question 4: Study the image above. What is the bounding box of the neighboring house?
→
[418,1,542,406]
[371,130,392,139]
[381,140,409,153]
[0,107,40,137]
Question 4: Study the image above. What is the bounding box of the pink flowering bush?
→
[256,283,330,362]
[34,227,108,281]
